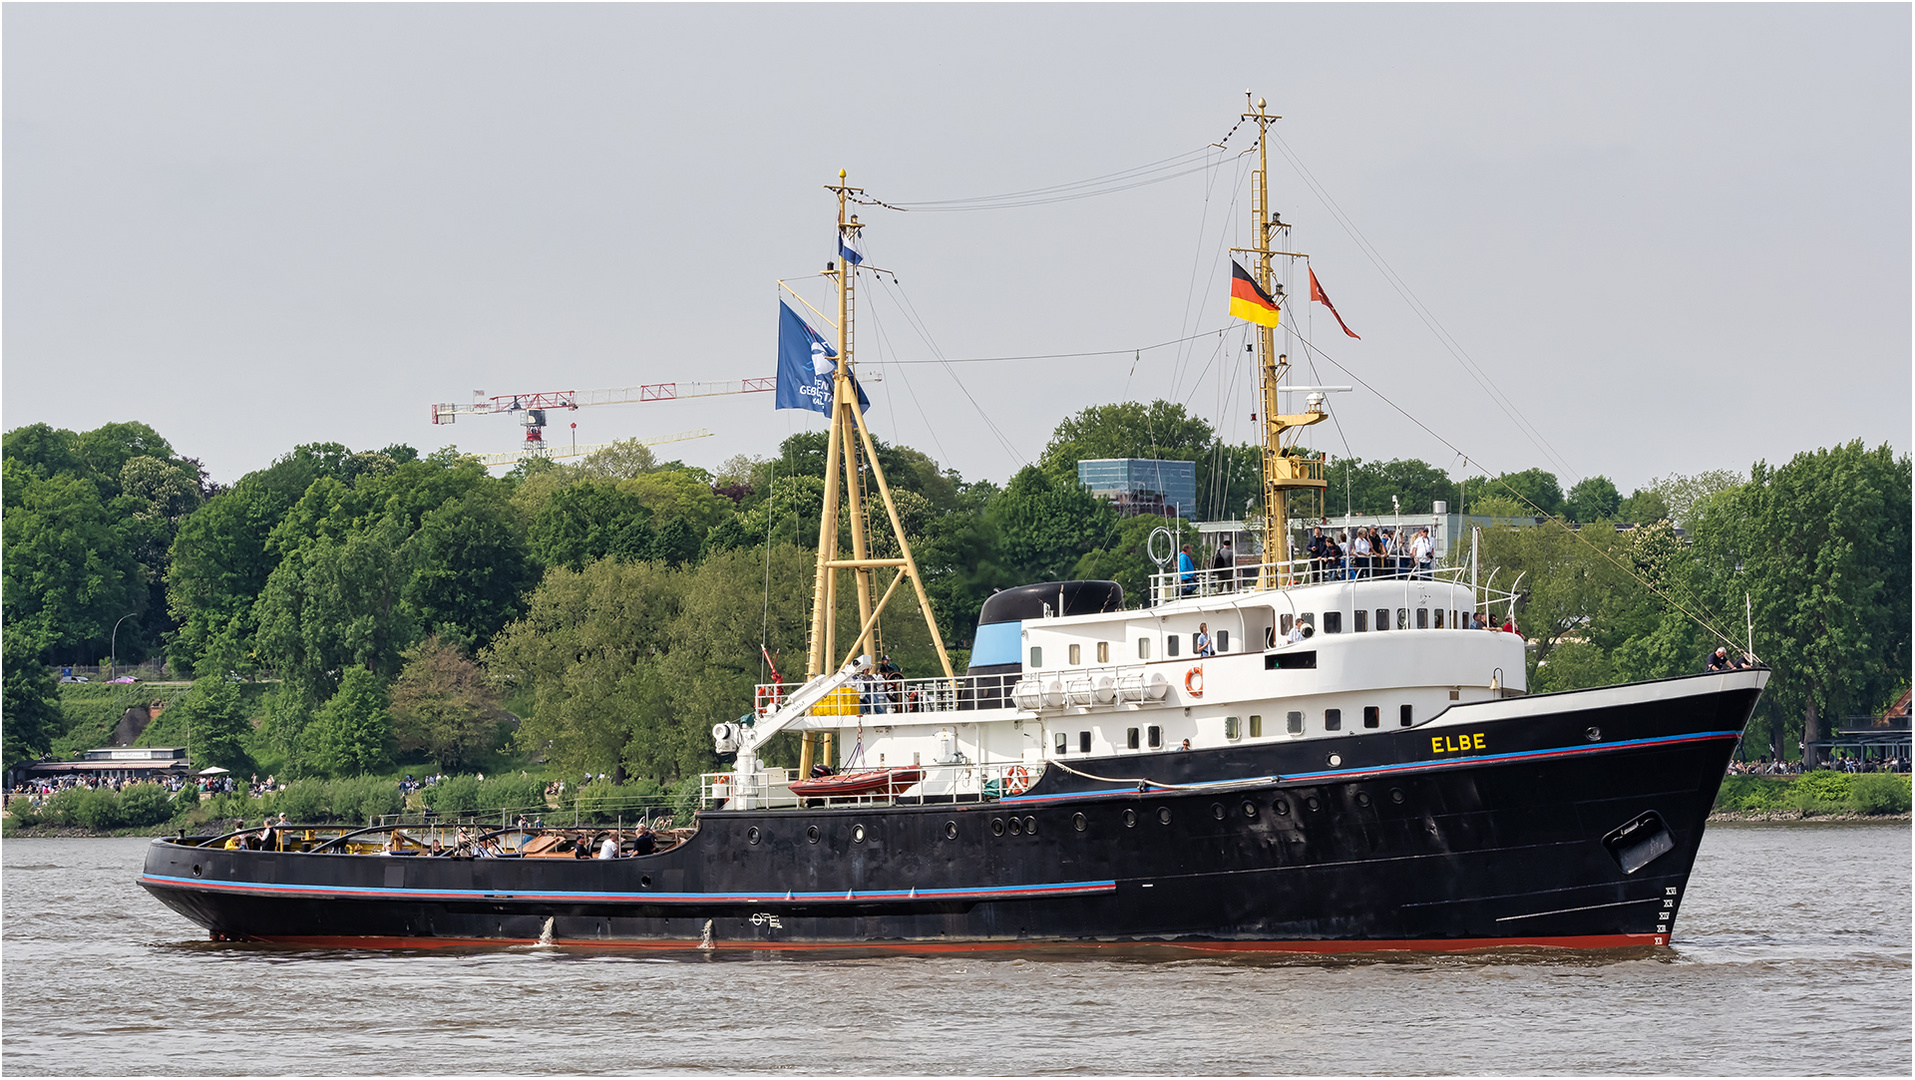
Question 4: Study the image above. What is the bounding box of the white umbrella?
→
[197,766,230,776]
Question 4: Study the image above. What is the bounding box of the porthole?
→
[640,875,653,888]
[1586,726,1602,742]
[852,824,866,844]
[1356,792,1372,808]
[1008,816,1024,836]
[1024,816,1038,835]
[191,864,203,878]
[1305,796,1321,812]
[1211,802,1227,820]
[991,817,1006,837]
[747,826,761,845]
[1122,808,1137,828]
[1157,806,1172,825]
[1072,812,1088,832]
[1273,799,1289,816]
[944,820,959,840]
[1389,788,1405,804]
[805,825,821,844]
[1241,800,1258,818]
[1327,753,1342,767]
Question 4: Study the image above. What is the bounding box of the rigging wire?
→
[1266,131,1581,486]
[1279,306,1744,650]
[872,273,1028,469]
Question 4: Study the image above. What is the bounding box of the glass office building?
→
[1076,458,1197,519]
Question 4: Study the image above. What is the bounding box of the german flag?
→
[1228,261,1281,327]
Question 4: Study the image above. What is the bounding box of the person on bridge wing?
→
[1307,527,1332,582]
[1704,646,1730,672]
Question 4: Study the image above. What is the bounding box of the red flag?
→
[1309,268,1360,340]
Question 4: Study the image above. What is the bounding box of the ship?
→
[140,97,1768,952]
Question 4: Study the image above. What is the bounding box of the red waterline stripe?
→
[242,932,1667,953]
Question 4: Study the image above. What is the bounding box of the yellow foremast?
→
[1242,95,1329,588]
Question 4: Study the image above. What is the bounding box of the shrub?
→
[1715,775,1789,812]
[37,787,88,827]
[72,787,123,831]
[7,795,41,827]
[332,775,403,825]
[423,774,483,815]
[118,783,174,827]
[274,779,331,824]
[1785,770,1853,812]
[1848,773,1912,814]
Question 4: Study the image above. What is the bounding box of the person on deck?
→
[1195,623,1215,657]
[1410,528,1434,579]
[1212,539,1235,591]
[1704,647,1730,672]
[1307,527,1331,582]
[1178,545,1198,595]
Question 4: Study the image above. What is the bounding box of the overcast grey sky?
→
[6,4,1908,495]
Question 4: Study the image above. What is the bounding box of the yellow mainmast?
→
[1240,95,1329,587]
[803,170,956,680]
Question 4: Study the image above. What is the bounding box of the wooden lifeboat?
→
[787,767,923,799]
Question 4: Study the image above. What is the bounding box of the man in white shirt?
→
[1410,528,1434,579]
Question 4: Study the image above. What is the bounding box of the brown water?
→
[3,823,1908,1075]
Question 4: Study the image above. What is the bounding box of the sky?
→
[5,4,1909,497]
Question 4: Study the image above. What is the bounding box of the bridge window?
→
[1279,614,1294,635]
[1224,716,1241,740]
[1054,732,1068,754]
[1079,731,1092,754]
[1418,608,1430,629]
[1433,608,1445,629]
[1354,610,1369,633]
[1364,706,1380,729]
[1286,710,1304,734]
[1400,704,1414,727]
[1217,630,1230,652]
[1322,611,1341,633]
[1097,641,1110,663]
[1147,725,1162,749]
[1398,608,1410,630]
[1249,714,1262,737]
[1030,646,1043,668]
[1137,637,1151,660]
[1069,644,1081,665]
[1375,608,1390,631]
[1126,727,1140,750]
[1325,708,1342,731]
[1167,635,1180,658]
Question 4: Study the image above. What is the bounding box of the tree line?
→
[3,407,1906,781]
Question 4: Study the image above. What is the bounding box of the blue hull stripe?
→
[999,730,1743,807]
[139,873,1117,905]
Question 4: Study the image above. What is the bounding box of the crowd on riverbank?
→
[1728,756,1909,776]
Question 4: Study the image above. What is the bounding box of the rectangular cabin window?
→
[1147,725,1163,749]
[1097,641,1110,664]
[1364,706,1381,729]
[1453,610,1460,629]
[1249,714,1262,737]
[1224,716,1242,740]
[1055,732,1068,754]
[1323,611,1342,634]
[1433,608,1445,629]
[1375,608,1390,631]
[1030,646,1043,668]
[1137,637,1151,660]
[1400,704,1414,727]
[1354,610,1369,633]
[1280,614,1294,635]
[1286,710,1304,735]
[1398,608,1410,630]
[1069,643,1081,666]
[1418,608,1430,629]
[1079,731,1092,754]
[1126,727,1140,750]
[1167,635,1181,658]
[1325,708,1342,731]
[1217,629,1230,652]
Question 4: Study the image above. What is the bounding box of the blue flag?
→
[839,237,863,266]
[776,301,869,414]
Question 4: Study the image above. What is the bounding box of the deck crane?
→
[429,378,779,468]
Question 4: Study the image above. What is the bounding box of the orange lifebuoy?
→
[1004,765,1032,795]
[1184,665,1204,698]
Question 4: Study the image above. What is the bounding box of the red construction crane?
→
[429,378,779,457]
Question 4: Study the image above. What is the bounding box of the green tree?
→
[528,480,657,570]
[1563,476,1622,522]
[255,515,415,704]
[400,485,536,646]
[307,666,393,776]
[1617,487,1672,525]
[990,466,1118,584]
[2,630,61,769]
[1,460,148,663]
[1645,469,1745,527]
[1471,468,1563,516]
[1322,457,1457,517]
[172,675,255,774]
[388,635,507,773]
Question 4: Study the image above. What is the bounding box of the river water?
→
[2,823,1908,1075]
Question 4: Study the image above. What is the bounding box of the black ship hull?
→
[140,672,1762,952]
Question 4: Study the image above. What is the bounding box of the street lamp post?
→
[109,612,136,680]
